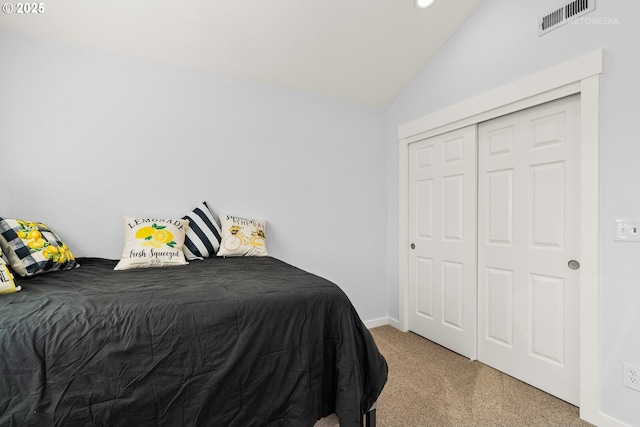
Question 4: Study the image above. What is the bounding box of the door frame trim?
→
[397,49,602,424]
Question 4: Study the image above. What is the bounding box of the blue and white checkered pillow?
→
[0,218,79,277]
[182,202,222,260]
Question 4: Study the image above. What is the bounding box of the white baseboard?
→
[597,411,634,427]
[364,317,389,329]
[364,317,402,330]
[386,317,401,330]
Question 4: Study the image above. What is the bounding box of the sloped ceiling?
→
[0,0,483,107]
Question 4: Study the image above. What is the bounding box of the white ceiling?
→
[0,0,483,107]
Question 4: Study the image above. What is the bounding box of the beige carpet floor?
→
[368,326,594,427]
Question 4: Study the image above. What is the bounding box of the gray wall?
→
[0,29,388,322]
[386,0,640,424]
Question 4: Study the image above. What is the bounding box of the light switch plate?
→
[614,219,640,242]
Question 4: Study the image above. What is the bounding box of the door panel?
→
[408,125,477,360]
[477,95,580,405]
[485,267,514,347]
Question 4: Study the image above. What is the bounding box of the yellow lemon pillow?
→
[217,214,268,257]
[114,216,189,270]
[0,246,20,294]
[0,256,20,295]
[0,218,79,277]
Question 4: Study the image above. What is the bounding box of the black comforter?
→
[0,257,387,427]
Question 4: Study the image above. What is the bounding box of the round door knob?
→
[568,260,580,270]
[410,243,416,250]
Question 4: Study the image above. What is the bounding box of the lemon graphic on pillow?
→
[27,238,47,249]
[16,223,50,253]
[136,224,177,248]
[42,243,74,264]
[18,229,42,240]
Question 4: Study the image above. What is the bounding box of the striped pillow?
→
[182,202,222,260]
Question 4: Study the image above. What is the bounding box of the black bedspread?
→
[0,257,387,427]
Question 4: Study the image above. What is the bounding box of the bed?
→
[0,256,388,426]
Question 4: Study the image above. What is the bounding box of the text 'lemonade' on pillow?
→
[114,216,189,270]
[0,255,21,295]
[217,214,268,257]
[0,218,79,277]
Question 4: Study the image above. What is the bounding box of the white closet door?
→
[477,94,580,405]
[408,125,477,360]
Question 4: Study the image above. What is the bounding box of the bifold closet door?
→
[408,125,477,360]
[477,94,581,405]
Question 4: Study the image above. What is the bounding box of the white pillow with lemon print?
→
[217,214,268,257]
[114,216,189,270]
[0,218,79,277]
[1,255,20,295]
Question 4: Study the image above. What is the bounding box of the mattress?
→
[0,256,387,426]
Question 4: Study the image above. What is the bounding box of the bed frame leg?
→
[364,408,376,427]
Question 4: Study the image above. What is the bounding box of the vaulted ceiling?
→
[0,0,483,107]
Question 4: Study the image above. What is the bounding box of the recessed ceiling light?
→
[415,0,436,9]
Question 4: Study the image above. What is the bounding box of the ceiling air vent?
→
[538,0,596,36]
